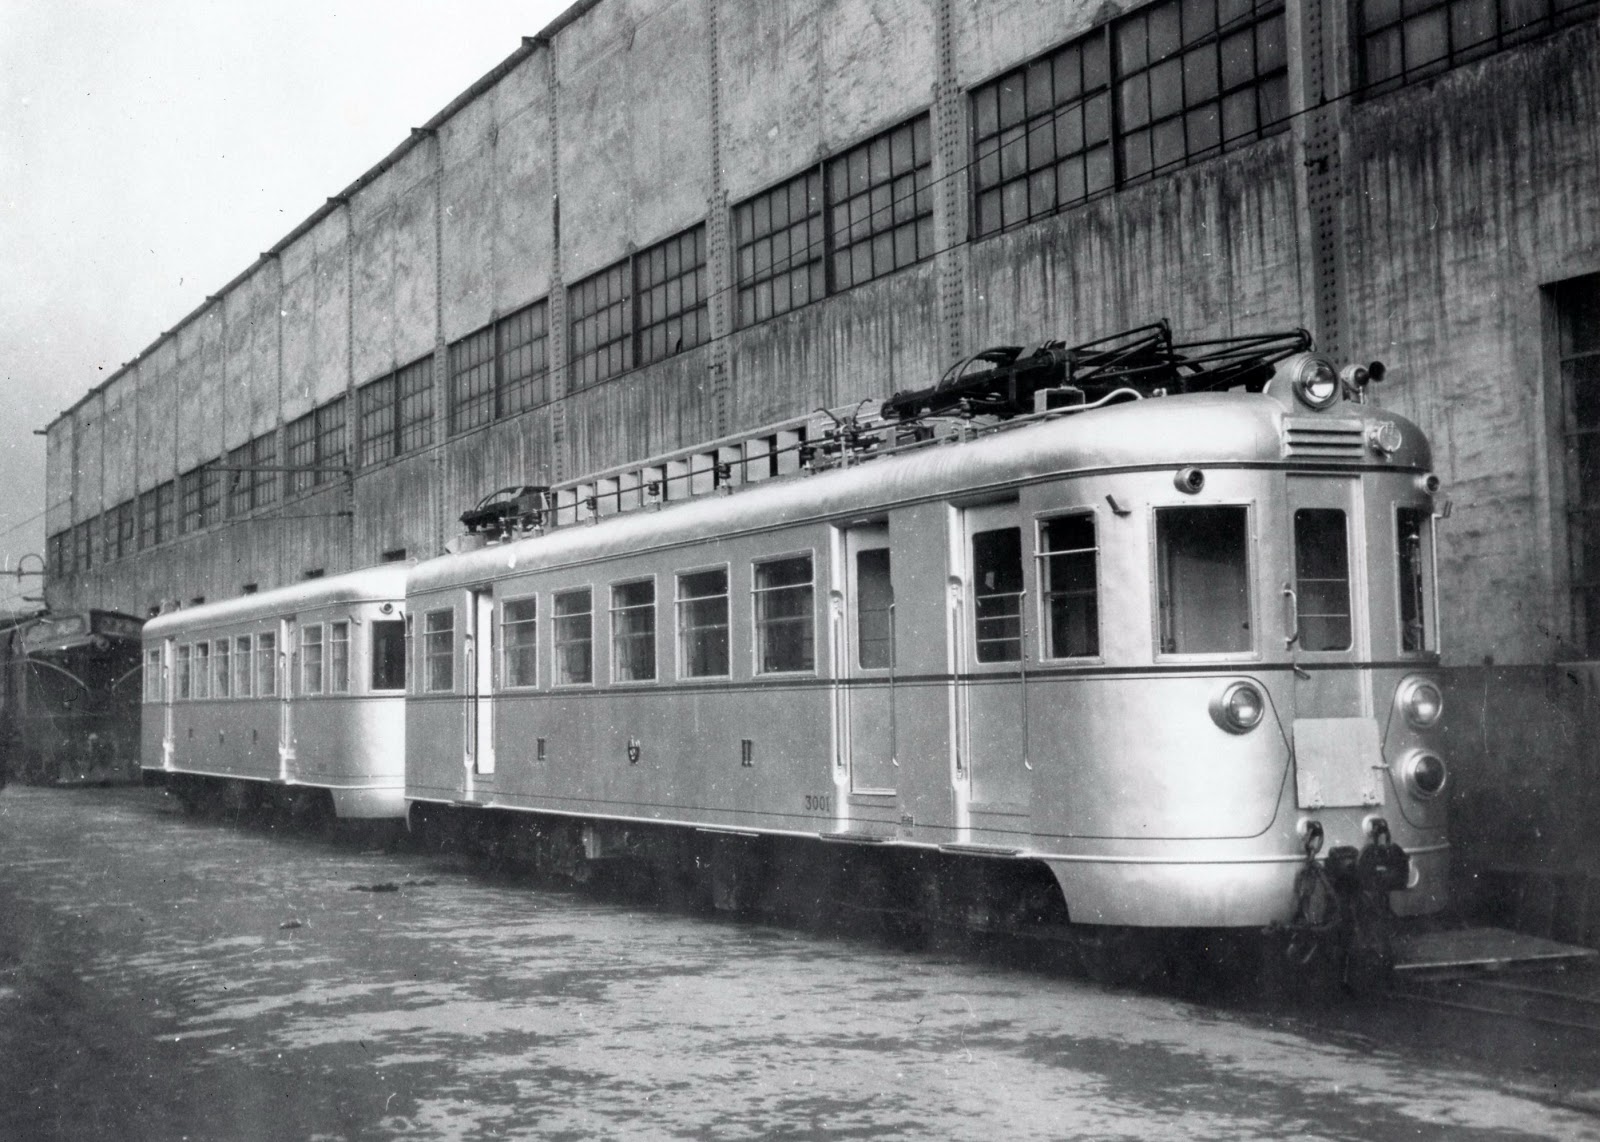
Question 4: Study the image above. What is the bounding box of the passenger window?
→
[856,549,894,669]
[1293,509,1352,651]
[301,624,324,694]
[213,638,231,698]
[753,554,815,674]
[1040,514,1098,658]
[193,641,211,698]
[611,580,657,682]
[371,619,406,691]
[1397,507,1432,652]
[553,589,593,685]
[1156,506,1252,654]
[257,632,276,697]
[233,636,252,697]
[500,602,537,688]
[973,527,1023,663]
[144,647,162,703]
[329,621,350,693]
[677,569,729,678]
[423,610,454,691]
[176,644,191,700]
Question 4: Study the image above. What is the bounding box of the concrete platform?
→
[1395,926,1599,972]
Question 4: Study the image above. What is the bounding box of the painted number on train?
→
[804,794,831,813]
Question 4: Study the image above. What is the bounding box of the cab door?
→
[1285,474,1381,808]
[839,524,896,794]
[958,504,1031,812]
[465,589,495,777]
[161,638,175,771]
[278,618,295,782]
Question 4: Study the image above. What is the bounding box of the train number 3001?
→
[804,794,831,813]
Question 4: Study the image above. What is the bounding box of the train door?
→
[838,524,896,794]
[1285,475,1379,807]
[161,637,175,771]
[278,618,294,782]
[959,504,1031,812]
[466,589,495,777]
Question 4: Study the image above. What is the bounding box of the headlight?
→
[1402,750,1448,799]
[1292,356,1341,410]
[1398,676,1443,729]
[1210,681,1265,734]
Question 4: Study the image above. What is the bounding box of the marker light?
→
[1398,677,1443,729]
[1293,357,1341,410]
[1211,681,1266,734]
[1403,750,1448,799]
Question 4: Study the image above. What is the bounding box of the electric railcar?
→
[404,334,1449,932]
[141,566,409,818]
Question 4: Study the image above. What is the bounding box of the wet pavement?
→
[1,784,1598,1141]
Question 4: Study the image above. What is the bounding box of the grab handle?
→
[1282,583,1300,649]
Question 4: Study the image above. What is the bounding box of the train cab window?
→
[329,621,350,694]
[677,569,729,677]
[553,589,593,685]
[213,638,231,698]
[301,624,324,694]
[753,554,815,674]
[1293,509,1352,651]
[973,528,1023,663]
[856,549,894,669]
[1040,514,1099,658]
[193,641,211,698]
[611,580,657,683]
[423,610,455,691]
[144,647,162,702]
[176,644,192,700]
[1398,507,1433,652]
[257,632,276,697]
[371,619,406,691]
[1156,506,1251,654]
[233,636,252,697]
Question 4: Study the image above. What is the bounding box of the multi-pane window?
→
[118,500,136,560]
[502,598,538,688]
[139,491,158,550]
[329,621,350,694]
[569,261,632,389]
[249,432,279,510]
[301,624,324,694]
[1155,505,1252,654]
[636,227,709,368]
[753,555,815,674]
[180,468,205,534]
[287,398,346,494]
[73,520,93,573]
[971,0,1288,238]
[828,118,934,293]
[371,619,406,691]
[156,482,175,546]
[213,638,231,698]
[233,635,252,697]
[1358,0,1598,95]
[1557,274,1600,655]
[553,588,594,685]
[143,647,162,702]
[47,532,66,578]
[1293,509,1352,652]
[176,644,192,699]
[256,631,277,697]
[424,610,454,692]
[734,171,825,327]
[192,641,210,699]
[610,580,657,683]
[1040,514,1100,658]
[200,467,224,528]
[677,568,730,678]
[449,302,551,434]
[227,442,253,517]
[973,528,1024,663]
[360,356,434,467]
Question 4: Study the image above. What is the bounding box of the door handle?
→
[1282,583,1300,649]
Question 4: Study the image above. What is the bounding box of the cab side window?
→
[1156,506,1251,654]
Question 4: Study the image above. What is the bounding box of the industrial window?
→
[213,638,231,698]
[1293,509,1352,651]
[180,468,204,534]
[677,568,730,678]
[1557,273,1600,655]
[256,631,277,697]
[287,398,346,494]
[98,513,116,564]
[138,492,157,551]
[249,432,279,510]
[200,467,224,528]
[636,226,709,368]
[301,623,324,694]
[192,641,210,699]
[371,619,406,691]
[286,412,315,495]
[233,635,252,697]
[175,644,191,700]
[734,170,825,327]
[1156,505,1252,654]
[1040,513,1100,658]
[424,609,455,692]
[226,442,253,517]
[449,302,551,434]
[72,520,93,573]
[358,358,432,468]
[971,0,1287,238]
[569,260,632,389]
[118,500,136,559]
[47,532,66,578]
[143,647,162,703]
[502,597,538,688]
[610,579,657,683]
[329,620,350,694]
[156,482,175,545]
[753,554,815,674]
[856,549,895,669]
[1357,0,1598,95]
[827,118,934,293]
[973,528,1024,663]
[553,588,593,685]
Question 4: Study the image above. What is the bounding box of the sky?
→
[0,0,579,612]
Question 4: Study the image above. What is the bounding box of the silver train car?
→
[404,332,1449,934]
[141,565,409,819]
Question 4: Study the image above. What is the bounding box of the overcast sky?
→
[0,0,578,612]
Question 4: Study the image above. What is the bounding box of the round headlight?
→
[1403,750,1448,799]
[1293,357,1341,410]
[1398,677,1443,729]
[1211,681,1265,734]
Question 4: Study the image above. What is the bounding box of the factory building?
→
[41,0,1600,896]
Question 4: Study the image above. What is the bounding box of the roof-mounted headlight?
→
[1292,356,1341,410]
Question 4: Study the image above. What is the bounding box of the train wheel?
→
[707,837,767,914]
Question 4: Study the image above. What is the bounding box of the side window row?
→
[154,617,407,701]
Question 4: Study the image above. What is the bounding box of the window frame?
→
[423,608,456,693]
[609,576,659,685]
[212,637,231,699]
[233,635,253,698]
[370,617,407,693]
[329,620,351,694]
[1150,501,1259,661]
[1355,0,1598,97]
[500,593,540,690]
[192,640,211,699]
[552,586,596,687]
[256,630,278,697]
[300,622,325,695]
[751,551,817,676]
[1035,509,1103,661]
[675,563,732,680]
[143,647,163,703]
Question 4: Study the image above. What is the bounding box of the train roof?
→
[410,391,1432,594]
[143,564,409,641]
